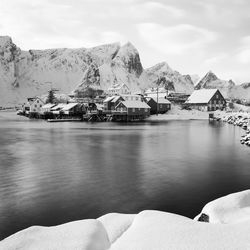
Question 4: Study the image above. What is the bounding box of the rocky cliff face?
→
[0,36,120,106]
[195,71,250,100]
[142,62,194,94]
[1,36,228,106]
[195,71,236,98]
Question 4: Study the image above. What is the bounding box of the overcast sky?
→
[1,0,250,83]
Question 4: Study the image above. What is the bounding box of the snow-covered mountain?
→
[231,82,250,101]
[0,36,198,106]
[142,62,194,94]
[195,71,235,98]
[0,36,120,106]
[195,71,250,100]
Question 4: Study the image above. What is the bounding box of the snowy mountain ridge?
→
[195,71,250,100]
[0,36,197,106]
[1,36,250,106]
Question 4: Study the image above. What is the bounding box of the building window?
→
[34,104,37,108]
[216,94,219,99]
[145,108,147,112]
[132,108,135,112]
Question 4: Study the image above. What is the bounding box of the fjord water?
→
[0,112,250,239]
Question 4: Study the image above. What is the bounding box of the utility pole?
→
[156,86,159,116]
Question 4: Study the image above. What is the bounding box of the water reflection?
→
[0,112,250,239]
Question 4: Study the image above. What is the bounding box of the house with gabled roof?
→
[145,97,171,114]
[113,100,150,121]
[185,89,226,111]
[23,97,45,114]
[107,83,131,96]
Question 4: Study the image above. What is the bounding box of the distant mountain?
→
[195,71,235,98]
[142,62,194,94]
[190,74,200,86]
[0,36,121,106]
[0,37,195,106]
[231,82,250,101]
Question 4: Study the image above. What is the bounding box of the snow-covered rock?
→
[195,71,235,98]
[195,190,250,224]
[0,37,197,107]
[3,191,250,250]
[111,210,250,250]
[0,219,110,250]
[142,62,194,94]
[98,213,135,243]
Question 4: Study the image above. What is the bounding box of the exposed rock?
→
[143,62,194,94]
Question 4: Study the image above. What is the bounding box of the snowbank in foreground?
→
[2,190,250,249]
[0,220,110,250]
[111,210,250,250]
[195,190,250,224]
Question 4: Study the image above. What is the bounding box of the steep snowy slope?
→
[0,36,201,106]
[142,62,194,94]
[195,71,235,98]
[72,42,144,95]
[231,82,250,101]
[0,36,120,106]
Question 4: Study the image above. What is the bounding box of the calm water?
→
[0,111,250,239]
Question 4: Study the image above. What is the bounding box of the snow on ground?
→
[0,219,110,250]
[147,105,209,121]
[194,190,250,224]
[2,192,250,249]
[111,210,250,250]
[98,213,135,244]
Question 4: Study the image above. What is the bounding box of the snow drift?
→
[2,190,250,249]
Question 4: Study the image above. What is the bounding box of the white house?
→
[121,94,142,102]
[107,84,131,96]
[23,97,45,113]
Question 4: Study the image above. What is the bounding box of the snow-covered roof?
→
[145,87,166,94]
[185,89,218,104]
[41,103,56,109]
[119,101,150,109]
[111,96,123,103]
[61,103,79,111]
[51,103,66,110]
[152,97,171,104]
[103,96,115,103]
[108,83,129,91]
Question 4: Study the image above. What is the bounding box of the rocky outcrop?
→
[142,62,194,94]
[0,37,199,106]
[195,71,235,98]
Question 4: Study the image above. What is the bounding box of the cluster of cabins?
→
[20,83,227,122]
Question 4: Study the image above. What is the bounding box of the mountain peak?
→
[113,41,143,77]
[204,71,218,81]
[0,36,13,48]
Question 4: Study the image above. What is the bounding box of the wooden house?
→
[103,96,124,111]
[145,97,171,114]
[23,97,45,114]
[121,94,141,102]
[113,101,150,121]
[185,89,226,111]
[61,103,85,116]
[40,103,57,114]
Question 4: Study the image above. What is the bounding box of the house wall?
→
[115,103,150,116]
[147,99,171,114]
[30,99,44,113]
[208,90,226,111]
[189,90,226,112]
